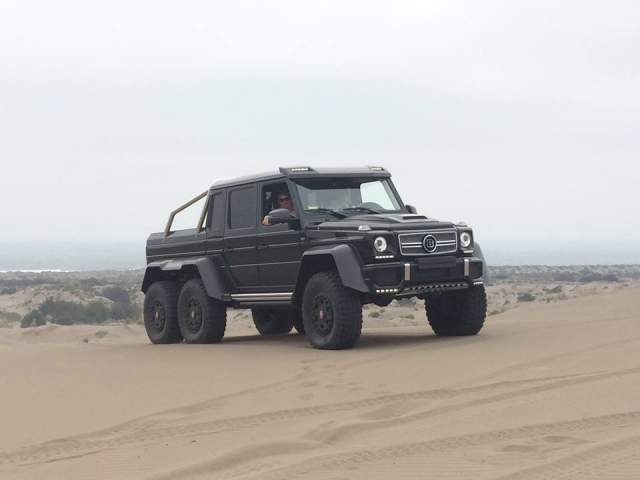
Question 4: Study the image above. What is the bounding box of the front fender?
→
[474,242,489,283]
[300,244,369,293]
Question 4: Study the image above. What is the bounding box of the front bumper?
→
[362,255,484,295]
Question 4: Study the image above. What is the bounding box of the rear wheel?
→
[143,281,182,344]
[302,271,362,349]
[252,309,294,335]
[178,279,226,343]
[425,285,487,336]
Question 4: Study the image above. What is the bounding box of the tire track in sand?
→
[150,411,640,480]
[306,366,640,444]
[496,433,640,479]
[0,374,579,466]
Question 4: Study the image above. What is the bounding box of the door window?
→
[228,186,257,230]
[261,183,297,226]
[209,192,225,236]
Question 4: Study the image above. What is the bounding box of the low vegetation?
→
[0,265,638,328]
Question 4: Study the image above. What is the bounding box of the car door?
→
[222,184,260,289]
[256,181,303,290]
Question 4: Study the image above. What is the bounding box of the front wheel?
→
[302,271,362,349]
[178,279,227,343]
[425,285,487,336]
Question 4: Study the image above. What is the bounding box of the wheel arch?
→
[294,244,369,300]
[474,242,489,284]
[141,258,226,300]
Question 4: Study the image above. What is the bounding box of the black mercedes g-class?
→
[142,166,487,349]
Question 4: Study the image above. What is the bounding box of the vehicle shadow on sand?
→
[221,330,484,350]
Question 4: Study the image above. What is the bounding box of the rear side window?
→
[228,186,257,229]
[209,192,225,235]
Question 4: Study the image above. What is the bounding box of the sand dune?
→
[1,286,639,479]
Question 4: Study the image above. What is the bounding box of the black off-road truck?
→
[142,167,487,349]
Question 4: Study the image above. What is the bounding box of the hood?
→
[312,213,456,231]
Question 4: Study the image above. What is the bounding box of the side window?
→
[209,192,225,236]
[228,186,257,229]
[261,182,290,218]
[261,182,297,228]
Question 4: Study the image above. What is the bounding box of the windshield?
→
[294,178,402,216]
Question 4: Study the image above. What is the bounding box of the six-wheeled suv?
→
[142,166,487,349]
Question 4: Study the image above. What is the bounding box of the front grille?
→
[398,229,458,256]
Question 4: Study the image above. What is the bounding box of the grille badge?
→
[422,235,437,253]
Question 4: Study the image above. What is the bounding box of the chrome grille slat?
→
[398,229,458,256]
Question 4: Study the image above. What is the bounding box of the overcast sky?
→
[1,1,639,264]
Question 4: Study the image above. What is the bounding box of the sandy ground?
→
[1,286,639,479]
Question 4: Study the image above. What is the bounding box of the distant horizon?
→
[1,240,638,271]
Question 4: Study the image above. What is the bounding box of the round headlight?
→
[460,231,472,248]
[373,236,388,253]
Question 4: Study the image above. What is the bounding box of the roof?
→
[211,171,283,189]
[210,166,390,189]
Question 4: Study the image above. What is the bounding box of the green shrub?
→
[517,292,536,302]
[101,286,130,304]
[39,297,110,325]
[110,301,134,320]
[21,309,46,328]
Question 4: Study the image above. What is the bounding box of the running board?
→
[230,292,293,302]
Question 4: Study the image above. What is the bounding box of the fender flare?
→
[141,257,226,300]
[474,242,489,283]
[298,244,369,293]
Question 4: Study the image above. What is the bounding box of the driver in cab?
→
[262,191,297,226]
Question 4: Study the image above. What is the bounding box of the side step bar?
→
[230,292,293,302]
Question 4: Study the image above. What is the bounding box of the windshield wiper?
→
[340,206,380,215]
[304,208,347,219]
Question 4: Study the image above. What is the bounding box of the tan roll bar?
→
[164,191,208,237]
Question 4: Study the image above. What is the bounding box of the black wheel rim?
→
[311,294,334,337]
[150,301,166,332]
[184,297,203,334]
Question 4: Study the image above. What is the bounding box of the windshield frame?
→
[291,177,405,221]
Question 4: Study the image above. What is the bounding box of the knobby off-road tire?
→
[425,285,487,336]
[302,271,363,350]
[251,309,294,335]
[143,281,182,344]
[178,279,226,343]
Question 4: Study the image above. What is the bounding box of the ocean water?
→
[0,241,637,271]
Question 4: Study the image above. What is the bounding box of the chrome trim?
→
[231,292,293,301]
[398,229,458,256]
[404,263,411,281]
[400,282,468,294]
[464,258,470,276]
[473,281,484,286]
[146,251,207,259]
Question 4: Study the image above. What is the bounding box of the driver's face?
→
[278,195,293,212]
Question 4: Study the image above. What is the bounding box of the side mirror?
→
[405,204,418,214]
[267,208,294,224]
